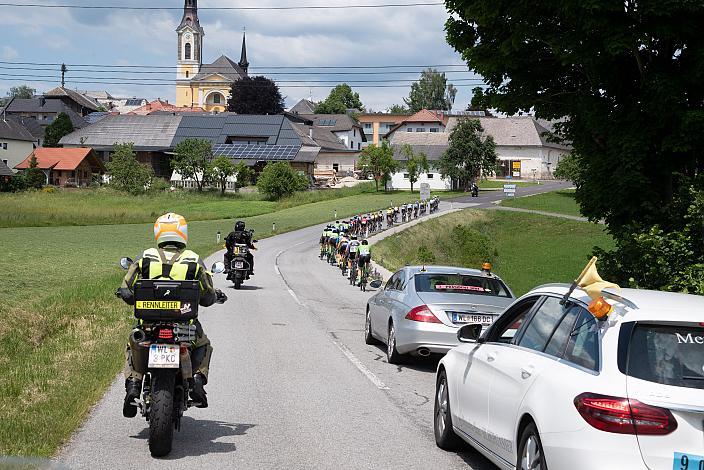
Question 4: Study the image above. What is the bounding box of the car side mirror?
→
[369,279,383,289]
[211,262,225,274]
[457,323,483,343]
[119,257,133,270]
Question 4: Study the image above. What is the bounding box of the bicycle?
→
[349,259,358,286]
[359,263,369,291]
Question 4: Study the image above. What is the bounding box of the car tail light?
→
[405,305,441,324]
[158,328,174,340]
[574,393,677,435]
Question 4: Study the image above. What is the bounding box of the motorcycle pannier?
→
[133,280,200,321]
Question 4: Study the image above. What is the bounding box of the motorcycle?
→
[471,183,479,197]
[227,242,256,289]
[118,257,227,457]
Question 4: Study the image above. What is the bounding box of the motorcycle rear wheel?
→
[149,371,176,457]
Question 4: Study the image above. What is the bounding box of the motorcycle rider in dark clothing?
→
[224,220,256,277]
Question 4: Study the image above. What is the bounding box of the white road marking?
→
[274,240,390,392]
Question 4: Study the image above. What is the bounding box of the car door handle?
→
[521,366,534,379]
[487,353,496,362]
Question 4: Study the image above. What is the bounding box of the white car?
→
[434,284,704,470]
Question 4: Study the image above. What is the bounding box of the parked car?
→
[434,284,704,470]
[365,266,515,363]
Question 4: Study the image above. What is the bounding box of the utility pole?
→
[61,63,67,87]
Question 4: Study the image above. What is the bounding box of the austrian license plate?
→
[451,313,494,325]
[234,261,244,268]
[136,300,180,310]
[148,344,180,369]
[674,452,704,470]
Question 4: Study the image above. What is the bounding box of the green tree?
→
[209,155,236,195]
[358,140,398,192]
[44,112,74,148]
[256,162,308,200]
[25,155,45,189]
[172,138,212,192]
[107,143,153,194]
[404,69,457,112]
[387,104,410,114]
[7,85,36,99]
[400,144,430,193]
[315,84,364,114]
[233,161,254,192]
[445,0,704,237]
[553,153,582,183]
[437,119,497,191]
[227,76,285,115]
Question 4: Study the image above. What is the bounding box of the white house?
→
[0,118,37,172]
[387,114,571,190]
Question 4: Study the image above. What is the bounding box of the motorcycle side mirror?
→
[211,262,226,274]
[119,257,133,270]
[369,280,383,289]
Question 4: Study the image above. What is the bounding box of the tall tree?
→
[44,112,74,148]
[107,143,153,194]
[7,85,36,99]
[445,0,704,236]
[315,84,364,114]
[387,104,410,114]
[437,119,497,191]
[25,155,45,189]
[404,69,457,112]
[358,140,398,192]
[227,76,284,115]
[400,144,430,193]
[209,156,236,195]
[172,138,212,192]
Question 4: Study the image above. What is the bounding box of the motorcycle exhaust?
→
[130,328,146,344]
[417,347,431,357]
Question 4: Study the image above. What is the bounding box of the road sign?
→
[503,184,517,197]
[420,183,431,201]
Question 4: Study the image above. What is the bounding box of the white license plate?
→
[148,344,180,369]
[234,261,244,268]
[452,313,494,325]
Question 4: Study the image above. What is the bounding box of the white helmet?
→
[154,213,188,246]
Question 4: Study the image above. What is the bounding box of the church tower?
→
[176,0,204,107]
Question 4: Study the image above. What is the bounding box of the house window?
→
[406,128,413,132]
[353,129,356,137]
[430,128,438,133]
[186,71,189,78]
[427,173,434,179]
[357,142,361,150]
[2,159,7,164]
[185,42,192,60]
[350,141,354,149]
[364,123,372,130]
[403,174,409,179]
[416,128,425,132]
[213,93,221,104]
[2,143,6,150]
[333,163,339,172]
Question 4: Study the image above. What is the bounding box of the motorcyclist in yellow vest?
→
[117,213,219,417]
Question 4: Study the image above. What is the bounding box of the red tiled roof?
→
[129,99,205,115]
[403,109,447,124]
[15,147,101,171]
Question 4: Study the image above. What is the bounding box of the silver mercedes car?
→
[365,266,515,363]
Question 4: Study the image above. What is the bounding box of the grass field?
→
[374,208,613,296]
[0,186,464,456]
[501,189,582,217]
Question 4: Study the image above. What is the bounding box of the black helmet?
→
[235,220,246,231]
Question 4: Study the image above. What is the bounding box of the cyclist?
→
[414,201,420,218]
[346,235,361,280]
[336,230,350,272]
[386,207,394,227]
[320,225,333,259]
[328,228,340,263]
[360,214,368,237]
[357,240,372,287]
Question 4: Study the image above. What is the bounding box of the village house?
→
[0,118,37,171]
[15,147,105,187]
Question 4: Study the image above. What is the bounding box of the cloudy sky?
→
[0,1,484,111]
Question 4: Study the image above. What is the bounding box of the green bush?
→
[256,162,308,200]
[107,143,153,194]
[148,178,171,193]
[0,174,27,193]
[441,224,495,267]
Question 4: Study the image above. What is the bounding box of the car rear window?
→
[627,324,704,390]
[414,273,511,297]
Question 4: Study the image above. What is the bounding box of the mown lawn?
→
[0,186,462,457]
[374,208,613,296]
[501,189,582,217]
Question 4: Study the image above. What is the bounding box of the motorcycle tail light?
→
[158,328,174,340]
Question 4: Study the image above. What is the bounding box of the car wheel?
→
[386,322,404,364]
[364,308,377,345]
[434,370,462,450]
[517,422,548,470]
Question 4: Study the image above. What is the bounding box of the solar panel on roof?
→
[212,144,300,161]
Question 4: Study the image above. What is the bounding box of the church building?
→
[175,0,249,112]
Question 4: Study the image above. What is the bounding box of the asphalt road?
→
[58,181,570,470]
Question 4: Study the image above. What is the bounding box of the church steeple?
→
[238,31,249,76]
[178,0,203,33]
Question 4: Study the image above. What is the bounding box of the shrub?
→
[148,178,171,193]
[256,162,308,200]
[25,156,45,190]
[42,186,56,194]
[0,174,27,192]
[441,224,495,267]
[107,143,153,194]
